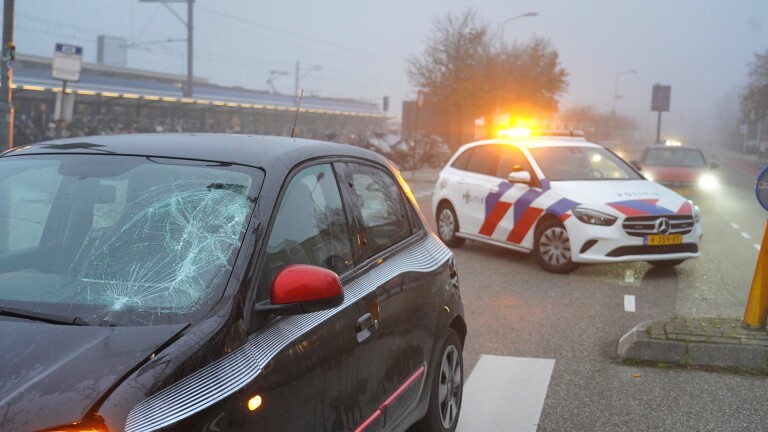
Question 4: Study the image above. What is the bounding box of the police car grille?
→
[622,215,695,237]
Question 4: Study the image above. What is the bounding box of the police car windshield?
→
[644,148,707,167]
[529,146,642,181]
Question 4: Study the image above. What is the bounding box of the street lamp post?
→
[610,69,637,141]
[497,12,538,44]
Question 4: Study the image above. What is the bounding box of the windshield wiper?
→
[0,306,91,326]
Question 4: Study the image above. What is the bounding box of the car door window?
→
[266,164,353,280]
[497,146,533,178]
[345,164,411,257]
[465,145,500,176]
[451,148,473,170]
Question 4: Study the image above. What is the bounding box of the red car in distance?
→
[636,142,720,210]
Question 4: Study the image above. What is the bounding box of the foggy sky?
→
[7,0,768,144]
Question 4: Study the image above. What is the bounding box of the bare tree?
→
[407,9,569,130]
[741,50,768,120]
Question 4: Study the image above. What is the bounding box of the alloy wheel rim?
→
[438,209,455,241]
[539,227,572,265]
[438,345,461,428]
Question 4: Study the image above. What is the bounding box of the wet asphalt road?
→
[409,154,768,431]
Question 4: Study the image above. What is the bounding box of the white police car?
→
[432,131,703,273]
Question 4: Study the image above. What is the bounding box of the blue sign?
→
[55,43,83,56]
[757,165,768,212]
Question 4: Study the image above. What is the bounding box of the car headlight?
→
[698,173,719,190]
[692,202,701,223]
[572,207,617,226]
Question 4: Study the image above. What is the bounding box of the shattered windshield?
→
[0,154,261,326]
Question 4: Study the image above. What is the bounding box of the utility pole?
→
[138,0,194,96]
[294,61,321,106]
[186,0,193,97]
[0,0,14,151]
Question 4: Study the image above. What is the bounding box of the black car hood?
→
[0,320,187,432]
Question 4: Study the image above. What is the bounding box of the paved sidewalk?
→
[618,317,768,373]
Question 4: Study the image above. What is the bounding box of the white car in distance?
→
[432,131,703,274]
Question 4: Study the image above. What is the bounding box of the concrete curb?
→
[617,318,768,373]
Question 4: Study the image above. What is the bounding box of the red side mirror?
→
[270,265,344,314]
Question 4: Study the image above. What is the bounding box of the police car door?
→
[453,144,501,236]
[487,145,540,247]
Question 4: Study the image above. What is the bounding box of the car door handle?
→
[356,313,378,332]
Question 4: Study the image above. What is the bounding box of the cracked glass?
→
[0,154,261,326]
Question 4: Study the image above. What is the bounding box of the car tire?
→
[534,219,580,274]
[412,330,463,432]
[437,203,465,248]
[648,259,685,268]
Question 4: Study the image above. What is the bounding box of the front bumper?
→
[566,217,703,264]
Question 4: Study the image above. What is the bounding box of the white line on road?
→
[457,355,555,432]
[624,295,636,312]
[742,232,752,240]
[624,269,635,284]
[731,222,740,229]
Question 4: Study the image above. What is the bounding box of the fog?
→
[8,0,767,145]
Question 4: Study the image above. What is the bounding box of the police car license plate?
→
[645,234,682,245]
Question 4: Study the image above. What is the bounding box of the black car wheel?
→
[436,203,465,248]
[413,330,463,432]
[534,219,580,274]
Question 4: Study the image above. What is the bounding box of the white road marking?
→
[624,295,636,312]
[731,222,740,229]
[457,355,555,432]
[742,232,752,240]
[756,244,761,251]
[624,269,635,283]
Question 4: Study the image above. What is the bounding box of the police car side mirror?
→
[507,171,531,184]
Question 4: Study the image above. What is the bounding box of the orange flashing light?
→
[498,127,532,137]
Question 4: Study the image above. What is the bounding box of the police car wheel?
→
[437,204,465,248]
[648,259,685,268]
[534,219,580,274]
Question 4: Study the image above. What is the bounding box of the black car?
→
[0,134,466,432]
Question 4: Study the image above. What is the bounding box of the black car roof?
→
[1,133,388,170]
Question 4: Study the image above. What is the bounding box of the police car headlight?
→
[698,173,719,190]
[572,207,617,226]
[693,203,701,223]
